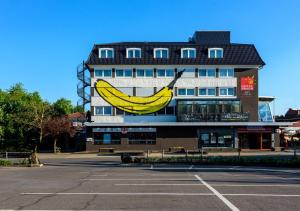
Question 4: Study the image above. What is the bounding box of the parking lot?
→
[1,157,300,210]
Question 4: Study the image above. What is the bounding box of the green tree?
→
[52,98,73,116]
[72,105,84,113]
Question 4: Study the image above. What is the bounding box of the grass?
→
[144,155,300,167]
[0,158,30,167]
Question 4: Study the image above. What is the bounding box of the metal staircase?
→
[77,61,91,110]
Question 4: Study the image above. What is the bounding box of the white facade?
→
[89,65,256,124]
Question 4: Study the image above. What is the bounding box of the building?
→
[276,108,300,122]
[79,31,290,152]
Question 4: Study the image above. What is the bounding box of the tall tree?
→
[52,98,73,116]
[43,116,76,153]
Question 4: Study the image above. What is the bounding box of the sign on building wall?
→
[241,76,255,96]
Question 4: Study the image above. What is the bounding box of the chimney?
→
[190,31,230,44]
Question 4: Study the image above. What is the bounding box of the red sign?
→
[241,76,254,91]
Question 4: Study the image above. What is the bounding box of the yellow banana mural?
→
[95,70,184,115]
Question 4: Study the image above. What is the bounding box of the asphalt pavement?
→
[1,157,300,210]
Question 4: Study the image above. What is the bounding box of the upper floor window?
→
[136,69,153,77]
[157,69,174,77]
[178,88,195,96]
[154,48,169,58]
[208,48,223,58]
[95,106,112,116]
[199,69,216,77]
[219,87,235,96]
[219,68,234,77]
[99,48,114,58]
[95,69,112,77]
[181,48,196,58]
[179,68,196,78]
[116,69,133,77]
[126,48,141,58]
[199,88,216,96]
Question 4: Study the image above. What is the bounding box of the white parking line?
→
[91,174,108,177]
[114,183,300,187]
[195,175,239,211]
[21,192,213,196]
[82,178,197,181]
[149,166,300,174]
[115,183,203,186]
[20,192,300,197]
[223,194,300,197]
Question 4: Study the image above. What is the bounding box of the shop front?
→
[237,127,273,150]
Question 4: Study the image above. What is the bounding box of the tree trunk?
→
[54,137,57,154]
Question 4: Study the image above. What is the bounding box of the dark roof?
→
[86,42,265,66]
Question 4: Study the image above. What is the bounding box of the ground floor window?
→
[199,132,233,147]
[93,132,121,145]
[128,132,156,145]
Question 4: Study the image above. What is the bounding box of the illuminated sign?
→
[241,76,254,91]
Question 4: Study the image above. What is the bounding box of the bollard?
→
[162,149,164,160]
[5,152,8,160]
[147,149,149,162]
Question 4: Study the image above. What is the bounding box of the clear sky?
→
[0,0,299,115]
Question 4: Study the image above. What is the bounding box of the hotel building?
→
[78,31,289,151]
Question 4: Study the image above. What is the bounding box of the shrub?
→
[0,159,12,166]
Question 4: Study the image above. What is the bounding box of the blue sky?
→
[0,0,299,115]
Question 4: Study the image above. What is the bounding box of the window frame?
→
[95,106,113,116]
[94,69,112,78]
[126,48,142,58]
[198,88,216,96]
[208,48,223,59]
[136,69,154,78]
[99,48,114,58]
[153,48,169,59]
[177,88,195,96]
[219,68,234,77]
[156,69,175,78]
[219,87,235,97]
[198,69,216,77]
[115,69,133,78]
[181,48,196,58]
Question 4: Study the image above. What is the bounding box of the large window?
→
[219,69,234,77]
[259,102,273,122]
[94,69,112,77]
[94,133,121,145]
[219,88,235,96]
[116,69,133,77]
[177,100,247,122]
[99,48,114,58]
[208,48,223,58]
[95,106,113,116]
[154,48,169,58]
[157,106,175,115]
[157,69,174,77]
[199,88,216,96]
[181,48,196,58]
[178,88,195,96]
[136,69,153,77]
[199,131,234,147]
[128,132,156,145]
[198,69,216,77]
[126,48,141,58]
